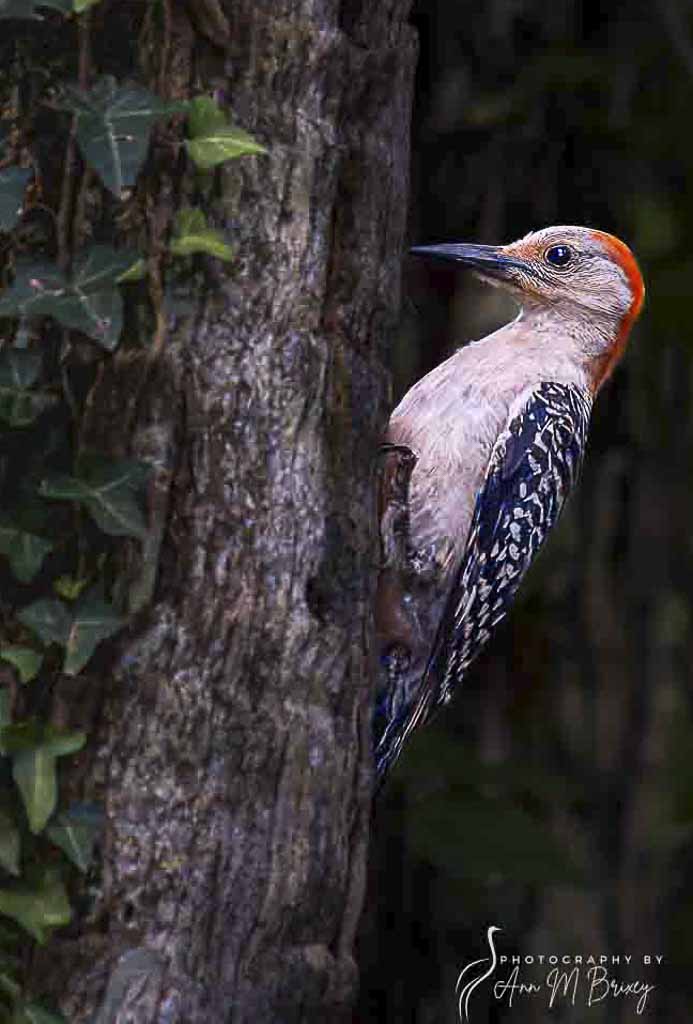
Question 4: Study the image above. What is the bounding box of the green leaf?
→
[185,96,266,170]
[169,233,233,260]
[175,207,207,235]
[170,207,234,261]
[17,599,71,647]
[0,690,10,731]
[0,0,41,18]
[0,647,43,684]
[186,128,267,169]
[53,575,87,601]
[47,245,136,350]
[0,262,68,319]
[0,721,44,754]
[18,592,124,674]
[0,872,71,942]
[46,810,99,872]
[0,524,53,583]
[116,258,146,283]
[12,748,56,833]
[21,1003,68,1024]
[60,76,187,196]
[42,727,85,758]
[0,389,55,427]
[0,349,55,427]
[0,966,21,999]
[73,0,101,10]
[73,244,139,294]
[0,809,20,876]
[0,250,135,349]
[0,0,67,18]
[187,96,226,138]
[63,595,124,675]
[8,725,84,833]
[40,458,149,538]
[0,348,41,389]
[0,167,31,231]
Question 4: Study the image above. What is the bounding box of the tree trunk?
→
[30,3,416,1020]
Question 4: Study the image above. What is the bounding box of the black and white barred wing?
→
[395,380,592,758]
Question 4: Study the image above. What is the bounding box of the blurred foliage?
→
[396,735,585,886]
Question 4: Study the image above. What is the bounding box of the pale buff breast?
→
[387,316,591,572]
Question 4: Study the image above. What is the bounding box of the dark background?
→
[358,1,693,1021]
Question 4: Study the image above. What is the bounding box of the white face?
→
[499,226,638,323]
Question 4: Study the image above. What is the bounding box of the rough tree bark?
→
[30,2,416,1020]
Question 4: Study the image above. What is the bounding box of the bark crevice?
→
[29,3,416,1022]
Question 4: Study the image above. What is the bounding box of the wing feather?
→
[375,380,592,782]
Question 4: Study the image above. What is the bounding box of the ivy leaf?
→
[0,261,68,320]
[0,385,55,426]
[0,690,9,731]
[0,871,71,942]
[46,807,100,872]
[44,729,85,758]
[0,0,41,18]
[40,458,149,539]
[48,285,123,348]
[174,206,206,235]
[170,207,234,261]
[60,76,187,196]
[0,348,40,388]
[21,1003,69,1024]
[0,965,21,999]
[187,96,225,139]
[0,349,56,427]
[0,249,136,350]
[0,646,43,684]
[47,245,136,350]
[12,748,56,833]
[185,96,266,170]
[63,595,124,675]
[8,725,85,833]
[116,258,146,283]
[0,809,20,876]
[0,721,44,754]
[0,524,53,583]
[18,594,123,675]
[0,167,31,231]
[53,575,88,601]
[17,599,71,647]
[72,244,139,294]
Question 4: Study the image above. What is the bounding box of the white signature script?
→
[456,926,660,1020]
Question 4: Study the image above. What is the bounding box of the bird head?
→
[411,226,644,321]
[411,225,645,388]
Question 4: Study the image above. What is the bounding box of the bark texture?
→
[30,2,416,1020]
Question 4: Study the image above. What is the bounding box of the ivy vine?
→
[0,0,265,1018]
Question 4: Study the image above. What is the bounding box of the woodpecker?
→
[374,225,644,784]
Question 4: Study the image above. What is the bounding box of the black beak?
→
[409,242,527,278]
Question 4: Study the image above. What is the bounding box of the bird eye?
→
[545,244,573,268]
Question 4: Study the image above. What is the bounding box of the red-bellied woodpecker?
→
[374,225,645,784]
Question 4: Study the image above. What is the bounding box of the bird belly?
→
[404,404,503,572]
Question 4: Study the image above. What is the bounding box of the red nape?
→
[589,229,645,390]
